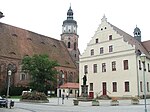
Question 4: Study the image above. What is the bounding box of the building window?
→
[96,38,98,43]
[112,61,116,71]
[123,60,128,70]
[139,60,142,70]
[102,63,106,72]
[74,42,76,50]
[69,89,73,94]
[90,83,93,91]
[125,81,130,92]
[112,82,117,92]
[20,73,26,80]
[148,63,150,72]
[109,45,113,52]
[68,42,71,48]
[84,65,88,74]
[147,82,149,92]
[109,35,112,40]
[100,47,104,54]
[140,81,143,92]
[91,49,94,56]
[93,64,97,73]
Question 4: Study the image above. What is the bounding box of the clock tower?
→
[61,6,79,66]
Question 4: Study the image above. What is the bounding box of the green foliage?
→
[21,54,59,92]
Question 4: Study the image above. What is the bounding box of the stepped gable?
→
[0,22,76,68]
[109,23,150,58]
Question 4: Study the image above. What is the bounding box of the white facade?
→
[79,16,150,98]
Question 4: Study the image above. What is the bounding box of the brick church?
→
[0,6,79,93]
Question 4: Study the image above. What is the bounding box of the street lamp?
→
[140,53,147,112]
[6,70,12,98]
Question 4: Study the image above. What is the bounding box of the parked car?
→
[0,96,7,108]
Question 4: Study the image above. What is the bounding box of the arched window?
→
[74,42,76,50]
[68,42,71,48]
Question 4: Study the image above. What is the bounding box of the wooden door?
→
[102,82,107,95]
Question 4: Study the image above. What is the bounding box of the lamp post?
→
[140,53,147,112]
[6,70,12,98]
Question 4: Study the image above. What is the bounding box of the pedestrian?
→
[62,93,64,104]
[66,92,69,100]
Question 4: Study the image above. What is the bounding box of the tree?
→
[21,54,59,92]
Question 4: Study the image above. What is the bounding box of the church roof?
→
[0,22,76,68]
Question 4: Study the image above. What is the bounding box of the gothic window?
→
[68,42,71,48]
[74,42,76,50]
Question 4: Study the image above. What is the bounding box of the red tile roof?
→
[60,83,79,89]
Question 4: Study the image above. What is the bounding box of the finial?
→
[101,14,107,22]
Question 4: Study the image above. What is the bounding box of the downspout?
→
[136,54,140,97]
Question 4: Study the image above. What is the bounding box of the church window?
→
[125,81,130,92]
[93,64,97,73]
[139,60,141,70]
[74,42,76,50]
[102,63,106,72]
[96,38,98,43]
[91,49,94,56]
[123,60,128,70]
[68,42,71,48]
[109,35,112,40]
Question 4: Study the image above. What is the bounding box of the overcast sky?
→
[0,0,150,54]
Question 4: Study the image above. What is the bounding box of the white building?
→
[79,16,150,99]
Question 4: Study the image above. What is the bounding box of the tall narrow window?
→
[102,63,106,72]
[100,47,104,54]
[68,42,71,48]
[109,45,113,52]
[139,60,141,70]
[91,49,94,56]
[148,63,150,72]
[96,38,98,43]
[84,65,88,74]
[93,64,97,73]
[112,61,116,71]
[74,42,76,50]
[112,82,117,92]
[147,82,149,92]
[140,81,143,92]
[125,81,130,92]
[109,35,112,40]
[90,83,93,91]
[124,60,128,70]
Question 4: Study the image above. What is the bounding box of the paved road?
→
[0,98,150,112]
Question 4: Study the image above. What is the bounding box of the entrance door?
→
[89,92,94,99]
[102,82,107,95]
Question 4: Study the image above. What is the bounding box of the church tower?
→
[61,6,79,66]
[133,26,141,42]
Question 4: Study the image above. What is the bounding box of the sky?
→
[0,0,150,54]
